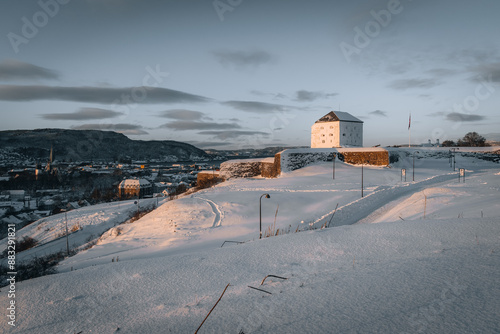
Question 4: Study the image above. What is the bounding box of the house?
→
[311,111,363,148]
[153,182,168,193]
[1,215,23,225]
[118,178,152,199]
[9,190,26,201]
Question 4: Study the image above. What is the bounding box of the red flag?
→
[408,113,411,130]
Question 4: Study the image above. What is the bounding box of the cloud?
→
[368,110,387,117]
[445,112,485,122]
[388,78,440,90]
[41,108,123,120]
[427,111,445,117]
[161,120,241,131]
[469,62,500,83]
[250,90,288,99]
[213,50,274,68]
[426,68,457,77]
[198,130,270,140]
[71,123,149,135]
[449,49,500,65]
[0,60,58,81]
[0,85,210,104]
[159,109,205,120]
[222,100,291,113]
[295,90,338,102]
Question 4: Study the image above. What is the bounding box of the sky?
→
[0,0,499,150]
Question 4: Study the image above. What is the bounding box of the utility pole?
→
[361,164,364,198]
[412,151,419,181]
[332,153,335,180]
[259,193,270,239]
[65,212,69,256]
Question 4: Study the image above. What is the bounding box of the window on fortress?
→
[329,133,333,136]
[322,140,325,143]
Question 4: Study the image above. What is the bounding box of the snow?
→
[1,215,22,225]
[1,148,499,333]
[119,178,151,188]
[0,198,162,263]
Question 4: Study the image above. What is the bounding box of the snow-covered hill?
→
[1,148,499,333]
[0,198,162,264]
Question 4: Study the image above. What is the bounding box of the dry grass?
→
[70,223,81,233]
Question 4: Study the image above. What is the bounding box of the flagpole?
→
[408,113,411,148]
[409,126,411,148]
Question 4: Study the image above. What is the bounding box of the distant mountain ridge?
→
[484,133,500,144]
[0,129,211,162]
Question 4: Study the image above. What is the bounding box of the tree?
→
[458,132,487,147]
[441,140,455,147]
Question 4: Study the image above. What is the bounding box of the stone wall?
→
[280,151,333,172]
[279,148,389,172]
[219,157,280,179]
[220,160,262,179]
[196,171,225,188]
[337,149,389,166]
[202,148,388,182]
[261,154,281,178]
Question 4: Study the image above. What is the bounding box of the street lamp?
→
[412,151,419,181]
[450,148,459,171]
[332,153,336,180]
[259,193,270,239]
[361,164,364,198]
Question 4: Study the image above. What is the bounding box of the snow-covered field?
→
[0,198,162,264]
[1,148,499,333]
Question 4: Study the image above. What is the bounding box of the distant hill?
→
[484,133,500,146]
[206,146,308,158]
[0,129,211,162]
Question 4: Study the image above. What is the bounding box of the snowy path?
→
[311,171,459,227]
[358,169,500,224]
[194,196,223,228]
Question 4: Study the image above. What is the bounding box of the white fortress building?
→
[311,111,363,148]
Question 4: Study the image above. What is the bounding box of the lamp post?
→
[454,148,459,171]
[259,193,270,239]
[332,153,336,180]
[65,211,69,256]
[412,151,419,181]
[450,148,459,171]
[361,161,365,198]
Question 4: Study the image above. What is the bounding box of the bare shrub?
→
[16,236,38,252]
[70,223,81,233]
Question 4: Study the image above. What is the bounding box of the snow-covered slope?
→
[0,198,161,263]
[1,149,499,333]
